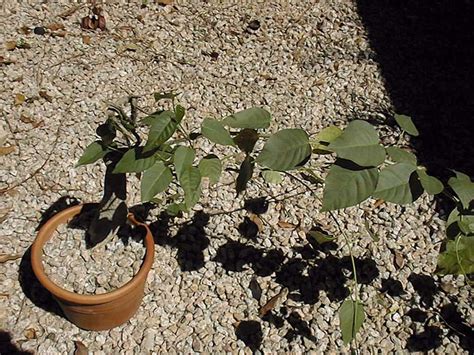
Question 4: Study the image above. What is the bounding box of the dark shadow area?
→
[36,196,80,231]
[408,273,438,308]
[406,326,443,352]
[235,321,263,352]
[440,303,474,352]
[18,248,64,318]
[380,278,406,297]
[356,1,474,179]
[0,331,34,355]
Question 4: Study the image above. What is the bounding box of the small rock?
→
[34,26,46,35]
[247,20,261,31]
[192,337,202,352]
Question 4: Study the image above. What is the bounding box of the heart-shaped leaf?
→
[448,172,474,209]
[173,146,195,178]
[321,161,378,211]
[141,161,173,201]
[328,120,385,167]
[386,147,417,165]
[222,107,271,129]
[417,169,443,195]
[198,154,222,185]
[113,148,156,173]
[437,236,474,275]
[373,163,419,204]
[76,141,108,167]
[394,114,419,136]
[201,118,235,146]
[257,129,311,171]
[261,170,283,184]
[311,125,342,153]
[339,299,365,345]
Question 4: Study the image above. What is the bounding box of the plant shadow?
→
[0,331,34,355]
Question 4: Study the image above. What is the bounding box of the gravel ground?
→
[1,1,472,354]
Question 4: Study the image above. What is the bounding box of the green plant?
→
[77,94,473,349]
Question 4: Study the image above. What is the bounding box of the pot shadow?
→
[18,247,64,318]
[0,331,34,355]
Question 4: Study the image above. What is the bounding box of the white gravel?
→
[0,1,472,354]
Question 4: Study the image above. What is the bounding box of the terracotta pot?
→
[31,204,154,331]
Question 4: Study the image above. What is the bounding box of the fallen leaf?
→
[259,288,289,317]
[158,0,173,5]
[117,43,139,53]
[51,31,67,38]
[46,23,65,31]
[373,199,385,209]
[249,213,264,233]
[5,41,17,51]
[16,40,31,49]
[277,221,297,229]
[98,15,106,31]
[19,114,34,124]
[0,146,15,156]
[0,254,22,263]
[19,26,31,35]
[394,251,404,269]
[307,230,335,245]
[32,120,45,128]
[14,93,25,105]
[24,328,37,339]
[82,35,91,44]
[39,90,53,102]
[74,341,88,355]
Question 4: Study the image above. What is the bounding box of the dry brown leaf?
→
[74,340,88,355]
[0,254,21,263]
[51,31,67,38]
[20,114,34,124]
[32,120,45,128]
[5,41,17,51]
[394,251,404,269]
[46,23,65,31]
[0,146,15,156]
[39,90,53,102]
[14,93,25,106]
[249,214,264,233]
[158,0,173,5]
[373,199,385,209]
[24,328,37,339]
[259,288,289,317]
[19,26,31,35]
[277,221,297,229]
[82,35,91,44]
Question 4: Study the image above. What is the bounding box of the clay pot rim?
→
[31,203,155,305]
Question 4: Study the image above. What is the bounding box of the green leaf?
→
[307,230,335,244]
[140,161,173,201]
[328,120,385,167]
[222,107,271,129]
[448,172,474,209]
[261,170,283,184]
[394,114,419,136]
[76,141,108,167]
[373,163,420,204]
[201,118,235,146]
[236,155,254,195]
[154,91,179,101]
[198,154,222,185]
[386,147,417,165]
[179,166,202,209]
[173,146,195,178]
[233,129,259,153]
[364,217,379,242]
[175,104,185,122]
[166,203,186,216]
[113,148,156,173]
[311,126,342,153]
[256,129,311,171]
[321,161,378,211]
[417,169,444,195]
[143,111,178,152]
[339,299,365,345]
[437,236,474,275]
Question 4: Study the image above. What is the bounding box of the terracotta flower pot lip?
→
[31,203,154,305]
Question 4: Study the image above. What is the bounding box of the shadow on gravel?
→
[0,331,34,355]
[18,248,64,318]
[405,273,474,353]
[356,1,474,179]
